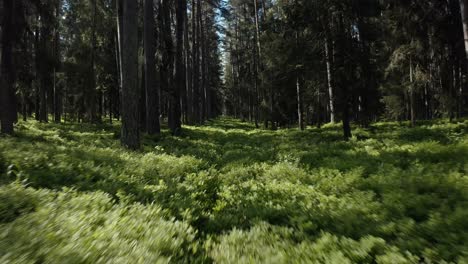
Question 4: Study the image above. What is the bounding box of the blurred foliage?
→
[1,118,468,262]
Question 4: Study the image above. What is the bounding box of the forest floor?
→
[1,118,468,263]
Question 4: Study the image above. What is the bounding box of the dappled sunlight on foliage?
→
[1,118,468,262]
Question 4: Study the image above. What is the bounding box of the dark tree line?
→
[2,0,468,143]
[0,0,223,149]
[222,0,468,139]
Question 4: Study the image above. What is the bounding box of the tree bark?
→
[0,0,17,134]
[460,0,468,63]
[409,56,416,127]
[88,0,98,123]
[38,6,53,123]
[144,0,161,134]
[197,0,207,122]
[53,0,62,123]
[296,76,304,130]
[184,2,192,124]
[121,0,140,149]
[172,0,185,135]
[192,0,200,123]
[324,36,336,124]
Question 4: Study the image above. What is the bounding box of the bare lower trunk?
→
[192,0,200,123]
[324,36,335,123]
[198,0,207,122]
[460,0,468,63]
[172,0,185,135]
[297,76,304,131]
[0,0,17,134]
[144,0,160,134]
[184,4,192,124]
[121,0,140,149]
[409,57,416,127]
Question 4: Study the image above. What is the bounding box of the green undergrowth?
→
[1,118,468,263]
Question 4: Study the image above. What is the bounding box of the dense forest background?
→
[1,0,468,146]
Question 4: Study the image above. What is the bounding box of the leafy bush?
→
[0,187,200,263]
[208,223,418,264]
[0,183,42,223]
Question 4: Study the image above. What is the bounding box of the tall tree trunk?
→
[192,0,200,123]
[460,0,468,63]
[253,0,262,128]
[197,0,206,122]
[54,0,62,123]
[39,10,52,123]
[409,56,416,127]
[0,0,17,134]
[160,0,174,129]
[121,0,140,149]
[116,0,124,91]
[296,76,304,130]
[324,35,336,124]
[88,0,98,123]
[172,0,185,135]
[184,3,192,124]
[144,0,161,134]
[337,14,352,140]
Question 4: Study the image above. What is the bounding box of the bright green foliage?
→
[1,118,468,262]
[0,185,197,263]
[208,223,418,264]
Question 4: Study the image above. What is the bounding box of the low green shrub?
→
[0,186,200,263]
[0,118,467,262]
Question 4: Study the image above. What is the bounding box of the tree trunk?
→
[39,8,53,123]
[192,0,200,123]
[144,0,161,135]
[324,35,336,124]
[184,2,192,124]
[88,0,98,123]
[296,76,304,130]
[197,0,207,122]
[116,0,124,91]
[460,0,468,63]
[172,0,185,135]
[53,0,62,123]
[161,0,174,129]
[0,0,17,134]
[409,56,416,127]
[121,0,140,149]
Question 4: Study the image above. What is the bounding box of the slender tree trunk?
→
[172,0,185,135]
[161,0,174,130]
[198,0,207,122]
[192,0,200,123]
[337,14,352,140]
[296,76,304,130]
[121,0,140,149]
[34,17,41,121]
[54,0,62,123]
[253,0,261,128]
[324,35,335,124]
[88,0,98,123]
[38,7,53,123]
[184,2,192,124]
[409,56,416,127]
[144,0,161,134]
[116,0,124,91]
[460,0,468,63]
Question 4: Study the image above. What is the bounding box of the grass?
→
[1,117,468,263]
